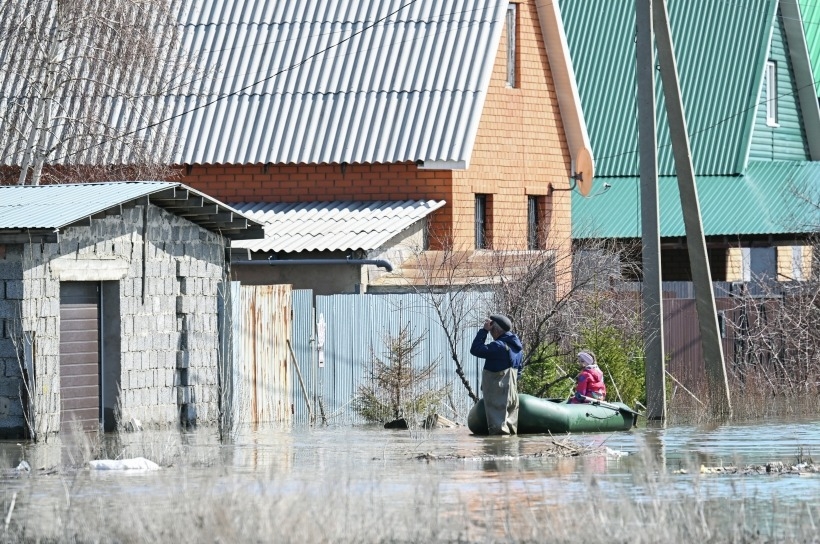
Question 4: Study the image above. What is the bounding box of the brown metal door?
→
[60,282,101,432]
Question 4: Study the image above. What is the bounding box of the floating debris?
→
[672,462,820,476]
[413,438,603,462]
[89,457,160,471]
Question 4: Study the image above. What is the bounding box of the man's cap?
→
[489,314,512,332]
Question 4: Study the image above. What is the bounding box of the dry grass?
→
[2,432,819,544]
[667,373,820,425]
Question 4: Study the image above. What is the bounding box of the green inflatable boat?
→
[468,394,638,435]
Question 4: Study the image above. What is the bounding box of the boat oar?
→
[579,395,642,417]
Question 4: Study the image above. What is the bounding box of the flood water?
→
[1,416,819,541]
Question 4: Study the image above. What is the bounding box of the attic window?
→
[506,4,517,88]
[766,60,778,126]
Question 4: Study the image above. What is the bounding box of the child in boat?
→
[568,351,606,404]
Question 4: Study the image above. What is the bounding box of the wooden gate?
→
[59,282,101,432]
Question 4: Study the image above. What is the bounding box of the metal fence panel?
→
[290,289,315,425]
[313,292,491,425]
[234,284,292,426]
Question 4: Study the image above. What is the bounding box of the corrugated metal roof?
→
[0,181,264,239]
[231,199,446,253]
[0,1,506,167]
[559,0,774,176]
[0,182,178,229]
[572,160,820,239]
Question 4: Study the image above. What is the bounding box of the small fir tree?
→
[354,323,447,424]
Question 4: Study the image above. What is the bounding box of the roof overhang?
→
[535,0,594,182]
[146,185,264,240]
[0,182,265,242]
[0,229,59,244]
[573,161,820,240]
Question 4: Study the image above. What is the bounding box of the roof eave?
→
[782,0,820,161]
[535,0,594,180]
[146,185,265,240]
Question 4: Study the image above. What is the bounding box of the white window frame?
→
[506,4,516,88]
[766,60,778,127]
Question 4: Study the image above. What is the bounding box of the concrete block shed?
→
[0,182,263,439]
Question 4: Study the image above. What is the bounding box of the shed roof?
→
[231,199,446,253]
[572,161,820,240]
[0,181,264,242]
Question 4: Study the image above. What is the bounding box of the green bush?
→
[518,326,645,407]
[518,344,575,399]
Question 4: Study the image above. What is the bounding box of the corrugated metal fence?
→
[310,292,490,426]
[226,282,492,427]
[225,280,773,426]
[228,284,293,427]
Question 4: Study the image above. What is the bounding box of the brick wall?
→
[454,0,571,256]
[178,0,572,255]
[181,162,455,248]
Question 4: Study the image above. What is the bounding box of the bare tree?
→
[403,219,642,403]
[0,0,195,185]
[724,250,820,398]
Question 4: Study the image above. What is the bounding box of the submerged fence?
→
[227,283,492,426]
[225,280,797,427]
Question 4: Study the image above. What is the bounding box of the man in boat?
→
[470,314,524,435]
[568,351,606,404]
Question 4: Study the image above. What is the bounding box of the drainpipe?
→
[232,257,394,272]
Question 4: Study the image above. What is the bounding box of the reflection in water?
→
[0,416,818,540]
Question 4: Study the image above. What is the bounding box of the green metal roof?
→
[800,0,820,87]
[559,0,775,176]
[573,160,820,239]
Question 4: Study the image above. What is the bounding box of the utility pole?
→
[653,0,731,418]
[636,0,666,422]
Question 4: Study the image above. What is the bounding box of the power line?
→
[49,0,424,163]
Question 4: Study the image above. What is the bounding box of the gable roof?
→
[565,0,820,240]
[573,160,820,240]
[0,181,264,241]
[1,1,593,177]
[560,0,820,177]
[800,0,820,89]
[166,0,508,167]
[231,199,445,253]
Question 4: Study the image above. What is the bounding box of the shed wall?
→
[0,203,226,438]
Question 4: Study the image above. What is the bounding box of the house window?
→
[506,4,517,88]
[792,246,804,281]
[475,194,488,249]
[527,196,540,250]
[766,60,778,126]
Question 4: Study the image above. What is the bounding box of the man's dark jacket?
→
[470,329,524,373]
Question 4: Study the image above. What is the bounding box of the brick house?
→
[162,0,591,290]
[0,182,263,438]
